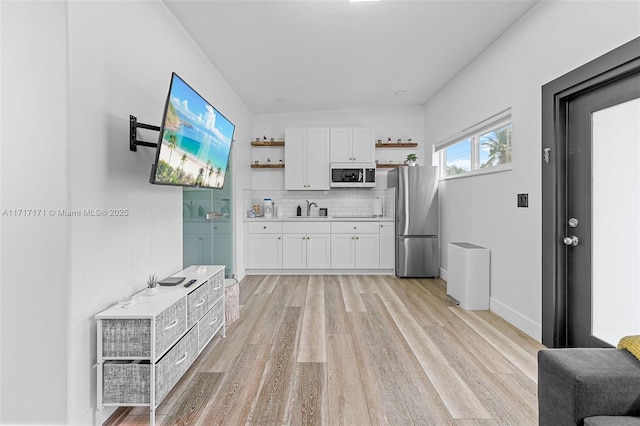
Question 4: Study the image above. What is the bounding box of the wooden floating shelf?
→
[375,143,418,148]
[251,141,285,147]
[250,164,285,169]
[376,164,408,168]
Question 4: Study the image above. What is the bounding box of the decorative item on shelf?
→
[255,137,260,142]
[263,135,267,140]
[255,160,259,164]
[270,138,274,142]
[278,137,283,142]
[397,138,402,143]
[377,139,382,143]
[406,153,418,166]
[279,159,283,164]
[146,274,158,296]
[387,137,392,143]
[266,158,271,164]
[408,138,413,142]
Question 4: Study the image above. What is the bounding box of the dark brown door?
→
[542,37,640,348]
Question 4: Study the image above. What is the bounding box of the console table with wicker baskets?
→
[95,265,225,426]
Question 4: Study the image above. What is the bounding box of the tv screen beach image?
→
[153,73,235,188]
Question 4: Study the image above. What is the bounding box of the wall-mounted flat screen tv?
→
[150,72,235,188]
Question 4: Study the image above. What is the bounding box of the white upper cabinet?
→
[285,127,330,190]
[329,128,352,162]
[330,128,375,163]
[351,128,376,163]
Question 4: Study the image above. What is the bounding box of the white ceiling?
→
[164,0,539,114]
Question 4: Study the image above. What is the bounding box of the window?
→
[435,109,512,179]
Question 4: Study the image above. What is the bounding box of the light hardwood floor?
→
[105,275,544,425]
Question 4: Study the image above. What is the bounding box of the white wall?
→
[1,2,70,423]
[251,106,425,190]
[1,1,252,424]
[425,0,640,340]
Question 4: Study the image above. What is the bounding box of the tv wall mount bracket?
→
[130,115,159,151]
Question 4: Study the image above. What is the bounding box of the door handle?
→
[563,235,579,246]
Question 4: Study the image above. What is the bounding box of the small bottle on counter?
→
[296,205,302,216]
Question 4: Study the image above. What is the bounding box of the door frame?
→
[542,37,640,348]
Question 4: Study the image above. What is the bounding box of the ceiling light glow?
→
[394,90,407,96]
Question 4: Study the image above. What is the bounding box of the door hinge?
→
[543,148,551,164]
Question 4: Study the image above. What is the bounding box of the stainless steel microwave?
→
[330,162,376,188]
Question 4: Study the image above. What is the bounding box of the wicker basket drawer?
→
[198,299,224,351]
[102,319,151,358]
[187,284,208,328]
[155,326,198,404]
[102,361,150,404]
[154,299,187,359]
[207,270,224,306]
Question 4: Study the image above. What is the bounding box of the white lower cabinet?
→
[379,222,395,269]
[330,233,356,269]
[247,222,283,269]
[96,266,225,426]
[245,220,393,273]
[184,220,231,268]
[331,222,380,269]
[282,222,331,269]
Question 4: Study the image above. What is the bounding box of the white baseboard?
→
[439,267,448,282]
[71,406,115,426]
[490,297,541,341]
[244,269,395,276]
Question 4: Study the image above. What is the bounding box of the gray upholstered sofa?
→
[538,348,640,425]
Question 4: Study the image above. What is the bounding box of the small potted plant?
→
[406,153,418,166]
[146,274,158,296]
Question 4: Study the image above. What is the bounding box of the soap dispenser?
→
[296,205,301,216]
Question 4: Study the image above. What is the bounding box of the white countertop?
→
[95,265,224,318]
[244,215,393,222]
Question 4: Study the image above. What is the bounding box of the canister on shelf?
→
[264,198,273,218]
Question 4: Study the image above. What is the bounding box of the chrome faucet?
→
[305,200,318,216]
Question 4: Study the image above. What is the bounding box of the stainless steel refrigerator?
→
[388,166,439,277]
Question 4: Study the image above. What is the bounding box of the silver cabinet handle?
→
[209,318,218,326]
[164,319,178,331]
[195,299,205,307]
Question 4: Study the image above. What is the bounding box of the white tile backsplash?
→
[243,188,395,218]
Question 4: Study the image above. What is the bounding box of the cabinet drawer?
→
[198,299,224,351]
[205,221,231,234]
[187,284,209,329]
[206,270,224,306]
[155,326,198,405]
[248,222,283,233]
[154,299,187,359]
[102,319,151,358]
[102,361,150,404]
[331,221,379,234]
[283,221,331,234]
